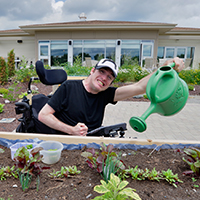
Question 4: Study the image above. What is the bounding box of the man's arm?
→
[38,104,88,136]
[114,57,185,102]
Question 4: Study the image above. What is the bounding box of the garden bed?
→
[0,142,200,200]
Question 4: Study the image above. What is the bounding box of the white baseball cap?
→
[95,58,118,78]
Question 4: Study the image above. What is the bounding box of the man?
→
[38,57,184,136]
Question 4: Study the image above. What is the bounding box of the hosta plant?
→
[93,173,141,200]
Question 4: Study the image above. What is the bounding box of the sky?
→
[1,0,200,31]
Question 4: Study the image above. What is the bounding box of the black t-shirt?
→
[48,80,117,132]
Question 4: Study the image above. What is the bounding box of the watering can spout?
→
[129,63,189,133]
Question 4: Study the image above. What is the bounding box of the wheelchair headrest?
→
[35,61,67,85]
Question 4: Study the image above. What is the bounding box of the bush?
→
[7,49,15,77]
[0,57,8,85]
[15,56,37,82]
[179,69,200,85]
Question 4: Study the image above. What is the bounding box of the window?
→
[51,40,68,66]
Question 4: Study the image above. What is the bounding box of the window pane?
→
[166,48,175,58]
[51,43,68,66]
[121,42,140,65]
[157,47,164,59]
[40,46,48,56]
[143,45,152,57]
[177,48,185,58]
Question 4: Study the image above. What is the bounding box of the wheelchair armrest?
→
[15,102,30,114]
[87,123,127,137]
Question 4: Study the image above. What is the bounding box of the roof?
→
[1,20,200,36]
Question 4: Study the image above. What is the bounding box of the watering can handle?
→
[149,62,175,103]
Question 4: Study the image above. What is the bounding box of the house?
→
[0,20,199,68]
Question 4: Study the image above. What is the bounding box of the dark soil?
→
[0,81,200,199]
[0,145,200,200]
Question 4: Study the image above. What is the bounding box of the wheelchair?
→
[15,61,127,138]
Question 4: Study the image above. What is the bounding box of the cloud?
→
[1,0,200,30]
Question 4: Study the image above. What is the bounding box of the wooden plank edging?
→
[0,132,200,146]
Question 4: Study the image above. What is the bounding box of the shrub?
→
[179,69,200,85]
[15,56,37,82]
[0,88,9,94]
[0,57,8,85]
[7,49,15,77]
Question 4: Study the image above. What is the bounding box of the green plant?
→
[101,153,123,183]
[48,165,81,178]
[15,56,37,82]
[14,146,50,191]
[0,103,5,113]
[18,168,32,191]
[161,169,183,188]
[7,49,15,77]
[0,166,18,180]
[188,84,194,91]
[182,147,200,176]
[0,57,8,85]
[0,88,9,94]
[92,173,141,200]
[125,165,182,187]
[3,82,21,102]
[81,142,125,174]
[179,69,200,85]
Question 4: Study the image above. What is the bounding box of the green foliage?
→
[3,82,21,102]
[48,165,81,178]
[161,169,183,188]
[15,56,37,82]
[0,103,5,113]
[7,49,15,77]
[0,57,8,85]
[134,67,150,82]
[101,153,123,183]
[182,147,200,176]
[188,84,194,91]
[0,166,18,181]
[93,173,141,200]
[179,69,200,85]
[18,168,32,191]
[0,88,9,94]
[81,142,125,176]
[124,165,182,187]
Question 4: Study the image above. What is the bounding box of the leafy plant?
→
[125,165,182,187]
[181,147,200,176]
[81,143,125,175]
[0,166,18,180]
[14,146,50,191]
[0,88,9,95]
[161,169,183,188]
[3,82,21,102]
[188,84,194,91]
[48,165,81,178]
[18,168,32,191]
[14,146,49,174]
[0,57,8,85]
[93,173,141,200]
[0,103,5,113]
[101,153,124,183]
[7,49,15,77]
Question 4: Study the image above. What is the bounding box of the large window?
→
[157,46,195,60]
[51,40,68,66]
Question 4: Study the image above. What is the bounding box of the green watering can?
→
[129,63,189,132]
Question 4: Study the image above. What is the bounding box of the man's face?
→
[90,67,115,92]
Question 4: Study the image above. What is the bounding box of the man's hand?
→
[163,57,185,72]
[71,122,88,136]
